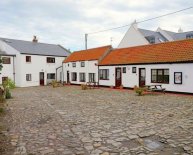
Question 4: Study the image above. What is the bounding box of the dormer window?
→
[186,33,193,39]
[145,36,155,44]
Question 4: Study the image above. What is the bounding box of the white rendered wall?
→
[99,63,193,93]
[118,25,149,48]
[0,56,15,84]
[17,54,65,87]
[63,60,99,84]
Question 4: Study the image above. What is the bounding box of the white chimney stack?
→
[178,27,183,33]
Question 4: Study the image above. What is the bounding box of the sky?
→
[0,0,193,52]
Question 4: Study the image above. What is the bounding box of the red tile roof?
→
[99,39,193,65]
[64,45,111,63]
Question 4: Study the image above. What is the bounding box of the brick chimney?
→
[32,36,38,43]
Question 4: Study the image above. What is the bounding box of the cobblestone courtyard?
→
[4,86,193,155]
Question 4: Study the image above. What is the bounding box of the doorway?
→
[139,68,146,87]
[67,71,70,83]
[39,72,44,86]
[115,68,122,87]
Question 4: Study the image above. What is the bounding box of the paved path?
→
[5,86,193,155]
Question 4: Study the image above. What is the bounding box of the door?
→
[139,68,146,87]
[67,71,70,83]
[115,68,122,87]
[39,72,44,86]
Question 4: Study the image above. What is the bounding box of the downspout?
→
[13,56,15,83]
[56,66,62,82]
[98,64,99,85]
[62,62,64,84]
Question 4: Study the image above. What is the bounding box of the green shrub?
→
[5,90,11,99]
[2,78,15,89]
[51,80,58,88]
[0,107,4,113]
[81,84,87,90]
[135,87,145,96]
[0,95,5,103]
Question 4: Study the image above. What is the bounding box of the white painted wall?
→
[16,54,65,87]
[0,56,15,84]
[118,25,149,48]
[63,60,99,84]
[99,63,193,93]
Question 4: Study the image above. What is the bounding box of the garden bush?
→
[5,90,11,99]
[135,87,145,96]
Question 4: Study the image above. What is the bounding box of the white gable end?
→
[118,25,149,48]
[0,40,19,55]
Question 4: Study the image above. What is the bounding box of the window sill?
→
[151,82,169,84]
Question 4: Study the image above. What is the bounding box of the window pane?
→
[2,57,11,64]
[47,57,55,63]
[164,69,169,75]
[89,73,95,82]
[151,69,169,83]
[152,69,156,75]
[71,72,77,81]
[158,70,163,75]
[99,69,109,80]
[47,73,55,79]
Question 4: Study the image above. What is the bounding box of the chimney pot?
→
[32,36,38,42]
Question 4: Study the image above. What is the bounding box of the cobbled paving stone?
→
[4,86,193,155]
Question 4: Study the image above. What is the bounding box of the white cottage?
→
[99,39,193,94]
[63,45,111,84]
[118,21,193,48]
[0,37,70,87]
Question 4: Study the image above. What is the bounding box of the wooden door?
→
[139,68,146,87]
[67,71,70,83]
[39,72,44,86]
[115,68,122,87]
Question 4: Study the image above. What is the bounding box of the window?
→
[71,72,77,81]
[26,56,31,62]
[79,73,86,82]
[72,62,76,67]
[186,33,193,39]
[89,73,95,82]
[80,62,85,67]
[151,69,169,83]
[132,67,136,73]
[47,73,55,79]
[123,67,126,73]
[2,77,8,82]
[47,57,55,63]
[2,57,11,64]
[26,74,32,81]
[145,36,155,44]
[99,69,109,80]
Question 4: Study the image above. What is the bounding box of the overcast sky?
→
[0,0,193,51]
